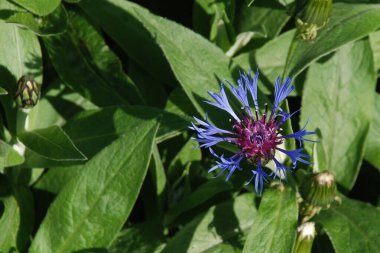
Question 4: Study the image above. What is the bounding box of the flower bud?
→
[300,170,337,208]
[14,75,40,109]
[294,222,316,253]
[296,0,332,41]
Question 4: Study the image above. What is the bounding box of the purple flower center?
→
[233,110,283,163]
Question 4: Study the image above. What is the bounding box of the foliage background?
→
[0,0,379,252]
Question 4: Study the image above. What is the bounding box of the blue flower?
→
[191,69,315,195]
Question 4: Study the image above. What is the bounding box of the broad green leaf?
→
[108,223,165,253]
[6,5,67,36]
[78,0,176,86]
[10,0,60,16]
[314,196,380,253]
[0,0,42,135]
[284,3,380,77]
[300,39,376,190]
[19,125,86,161]
[0,140,24,169]
[0,176,34,252]
[29,113,161,253]
[365,94,380,170]
[162,194,257,253]
[42,12,129,107]
[33,164,80,194]
[242,185,298,253]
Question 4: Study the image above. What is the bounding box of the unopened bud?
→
[296,0,332,41]
[294,222,316,253]
[300,170,337,208]
[14,75,40,109]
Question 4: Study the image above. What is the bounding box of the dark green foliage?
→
[0,0,378,252]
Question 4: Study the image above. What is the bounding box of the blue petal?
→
[271,77,294,117]
[190,115,233,136]
[245,159,268,195]
[226,76,252,117]
[281,119,316,146]
[244,69,260,112]
[205,84,240,122]
[208,148,243,181]
[274,109,300,128]
[276,148,311,168]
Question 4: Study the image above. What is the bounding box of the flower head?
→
[191,69,315,195]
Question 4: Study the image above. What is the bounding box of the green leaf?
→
[314,196,380,253]
[285,3,380,77]
[162,193,258,253]
[19,125,86,161]
[242,185,298,253]
[78,0,176,86]
[5,5,68,36]
[0,140,24,169]
[29,113,161,253]
[10,0,61,16]
[300,39,376,190]
[0,175,34,252]
[365,94,380,170]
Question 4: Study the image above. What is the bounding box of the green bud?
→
[296,0,332,41]
[294,222,316,253]
[14,75,40,109]
[300,170,337,208]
